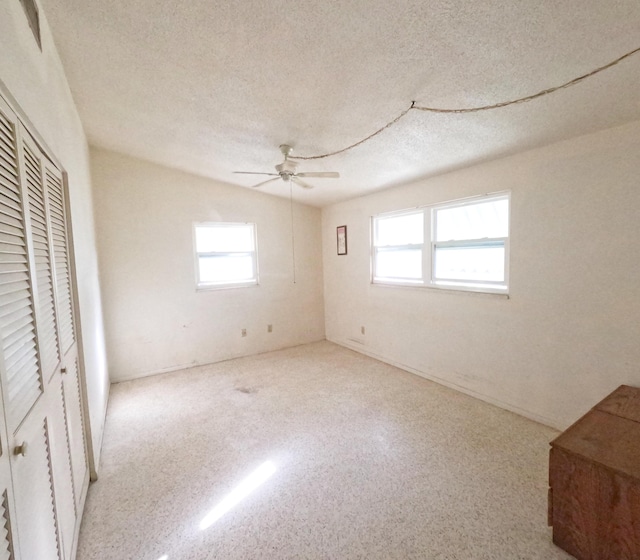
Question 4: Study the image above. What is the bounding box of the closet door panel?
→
[18,138,80,560]
[11,407,60,560]
[22,138,59,383]
[0,103,42,434]
[46,378,76,560]
[44,161,87,512]
[6,102,62,560]
[62,357,87,509]
[44,168,74,358]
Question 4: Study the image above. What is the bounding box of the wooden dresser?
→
[548,385,640,559]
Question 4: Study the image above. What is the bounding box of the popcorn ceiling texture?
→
[40,0,640,206]
[77,341,572,559]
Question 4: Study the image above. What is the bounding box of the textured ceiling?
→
[41,0,640,207]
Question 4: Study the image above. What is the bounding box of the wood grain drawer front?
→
[550,447,640,560]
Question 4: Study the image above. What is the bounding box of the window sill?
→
[371,280,509,298]
[197,282,259,292]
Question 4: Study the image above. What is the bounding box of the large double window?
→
[372,193,509,293]
[194,222,258,289]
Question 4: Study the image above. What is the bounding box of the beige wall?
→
[322,119,640,430]
[91,148,325,381]
[0,0,109,470]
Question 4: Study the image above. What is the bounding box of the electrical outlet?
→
[241,328,247,337]
[361,326,365,335]
[267,324,273,333]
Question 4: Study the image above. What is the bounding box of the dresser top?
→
[594,385,640,423]
[551,385,640,479]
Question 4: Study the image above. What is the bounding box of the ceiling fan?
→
[234,144,339,189]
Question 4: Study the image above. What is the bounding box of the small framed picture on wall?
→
[337,225,347,255]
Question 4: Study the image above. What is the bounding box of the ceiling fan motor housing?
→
[276,160,298,179]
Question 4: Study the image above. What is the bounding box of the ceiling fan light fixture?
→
[234,144,340,189]
[275,160,298,174]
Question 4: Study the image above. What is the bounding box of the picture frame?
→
[337,225,347,255]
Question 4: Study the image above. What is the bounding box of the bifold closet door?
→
[0,95,88,559]
[44,160,88,515]
[0,96,60,560]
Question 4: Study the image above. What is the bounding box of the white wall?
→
[322,119,640,430]
[91,148,325,381]
[0,0,109,471]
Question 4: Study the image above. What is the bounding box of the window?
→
[372,211,424,284]
[372,193,509,293]
[194,222,258,289]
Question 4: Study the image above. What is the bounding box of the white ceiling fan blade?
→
[234,171,279,176]
[292,176,314,189]
[252,177,281,188]
[296,172,340,178]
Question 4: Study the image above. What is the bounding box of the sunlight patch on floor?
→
[199,460,277,530]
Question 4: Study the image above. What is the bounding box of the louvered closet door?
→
[0,95,87,560]
[43,158,88,515]
[0,92,30,560]
[21,130,79,560]
[0,102,42,437]
[17,126,85,560]
[0,96,59,560]
[43,156,87,558]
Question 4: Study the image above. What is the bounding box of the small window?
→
[194,222,258,289]
[372,193,509,293]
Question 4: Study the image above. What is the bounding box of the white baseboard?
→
[329,336,564,432]
[110,338,328,383]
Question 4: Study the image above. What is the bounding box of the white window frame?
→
[371,192,510,294]
[371,208,425,285]
[193,222,259,290]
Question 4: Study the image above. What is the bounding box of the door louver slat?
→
[0,222,24,238]
[0,297,33,322]
[2,312,33,343]
[3,320,33,349]
[4,355,38,390]
[0,192,21,215]
[4,337,37,373]
[0,146,17,172]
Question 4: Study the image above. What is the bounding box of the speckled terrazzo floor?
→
[77,341,573,560]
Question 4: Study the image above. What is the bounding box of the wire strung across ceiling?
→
[293,46,640,161]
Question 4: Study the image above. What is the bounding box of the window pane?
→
[433,244,505,282]
[375,248,422,280]
[435,198,508,241]
[199,255,254,283]
[375,212,423,246]
[195,224,254,252]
